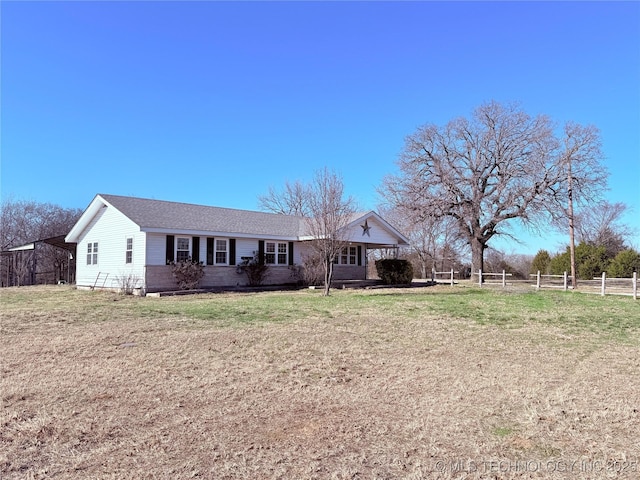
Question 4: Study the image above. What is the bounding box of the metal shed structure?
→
[1,235,76,287]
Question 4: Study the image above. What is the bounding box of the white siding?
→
[146,233,167,265]
[236,238,257,262]
[75,205,144,290]
[344,216,401,245]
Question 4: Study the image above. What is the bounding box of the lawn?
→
[1,285,639,479]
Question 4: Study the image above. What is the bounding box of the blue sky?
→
[2,1,639,255]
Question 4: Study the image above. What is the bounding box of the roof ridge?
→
[99,193,305,219]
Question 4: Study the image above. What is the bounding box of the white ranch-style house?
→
[65,194,409,294]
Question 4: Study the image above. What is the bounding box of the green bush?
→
[608,249,640,278]
[550,243,610,279]
[375,259,414,285]
[531,249,551,275]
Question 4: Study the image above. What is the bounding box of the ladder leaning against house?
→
[92,272,109,290]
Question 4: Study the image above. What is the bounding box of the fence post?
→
[478,269,482,287]
[536,271,541,290]
[450,268,454,286]
[633,271,637,300]
[563,271,568,291]
[502,269,506,288]
[601,271,606,296]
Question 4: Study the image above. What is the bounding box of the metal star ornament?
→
[361,220,371,237]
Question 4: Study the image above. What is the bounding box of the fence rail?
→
[431,269,459,286]
[473,269,637,299]
[590,272,638,299]
[476,269,512,287]
[530,272,571,291]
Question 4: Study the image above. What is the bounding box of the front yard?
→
[1,285,638,479]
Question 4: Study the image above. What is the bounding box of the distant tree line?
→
[532,245,639,280]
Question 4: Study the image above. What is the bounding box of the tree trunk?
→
[470,238,485,282]
[323,257,333,296]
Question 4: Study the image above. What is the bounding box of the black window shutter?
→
[288,242,294,265]
[229,239,236,265]
[206,238,214,265]
[357,245,362,266]
[166,235,175,263]
[258,240,265,265]
[192,237,200,263]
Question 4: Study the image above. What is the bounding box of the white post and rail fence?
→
[471,269,637,299]
[431,268,458,286]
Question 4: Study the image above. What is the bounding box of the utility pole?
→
[567,155,577,288]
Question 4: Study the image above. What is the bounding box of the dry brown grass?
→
[1,286,639,479]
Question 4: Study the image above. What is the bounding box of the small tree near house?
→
[304,168,357,296]
[259,167,356,296]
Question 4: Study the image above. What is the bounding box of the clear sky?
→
[2,1,639,255]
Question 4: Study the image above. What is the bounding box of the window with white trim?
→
[176,237,190,262]
[215,239,228,265]
[337,246,357,265]
[265,241,288,265]
[348,246,357,265]
[125,237,133,264]
[87,242,98,265]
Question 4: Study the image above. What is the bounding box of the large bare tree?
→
[381,101,606,277]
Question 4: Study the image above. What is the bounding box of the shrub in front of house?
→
[238,253,270,286]
[170,258,205,290]
[375,259,414,285]
[298,252,324,286]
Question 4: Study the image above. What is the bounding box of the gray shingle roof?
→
[100,194,307,237]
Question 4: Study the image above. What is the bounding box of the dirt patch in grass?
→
[1,286,639,479]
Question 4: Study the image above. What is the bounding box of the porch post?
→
[364,244,369,280]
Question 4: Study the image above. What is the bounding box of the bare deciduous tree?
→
[379,205,464,279]
[381,101,607,279]
[257,180,310,216]
[573,201,632,257]
[304,168,357,296]
[260,169,356,296]
[382,102,557,276]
